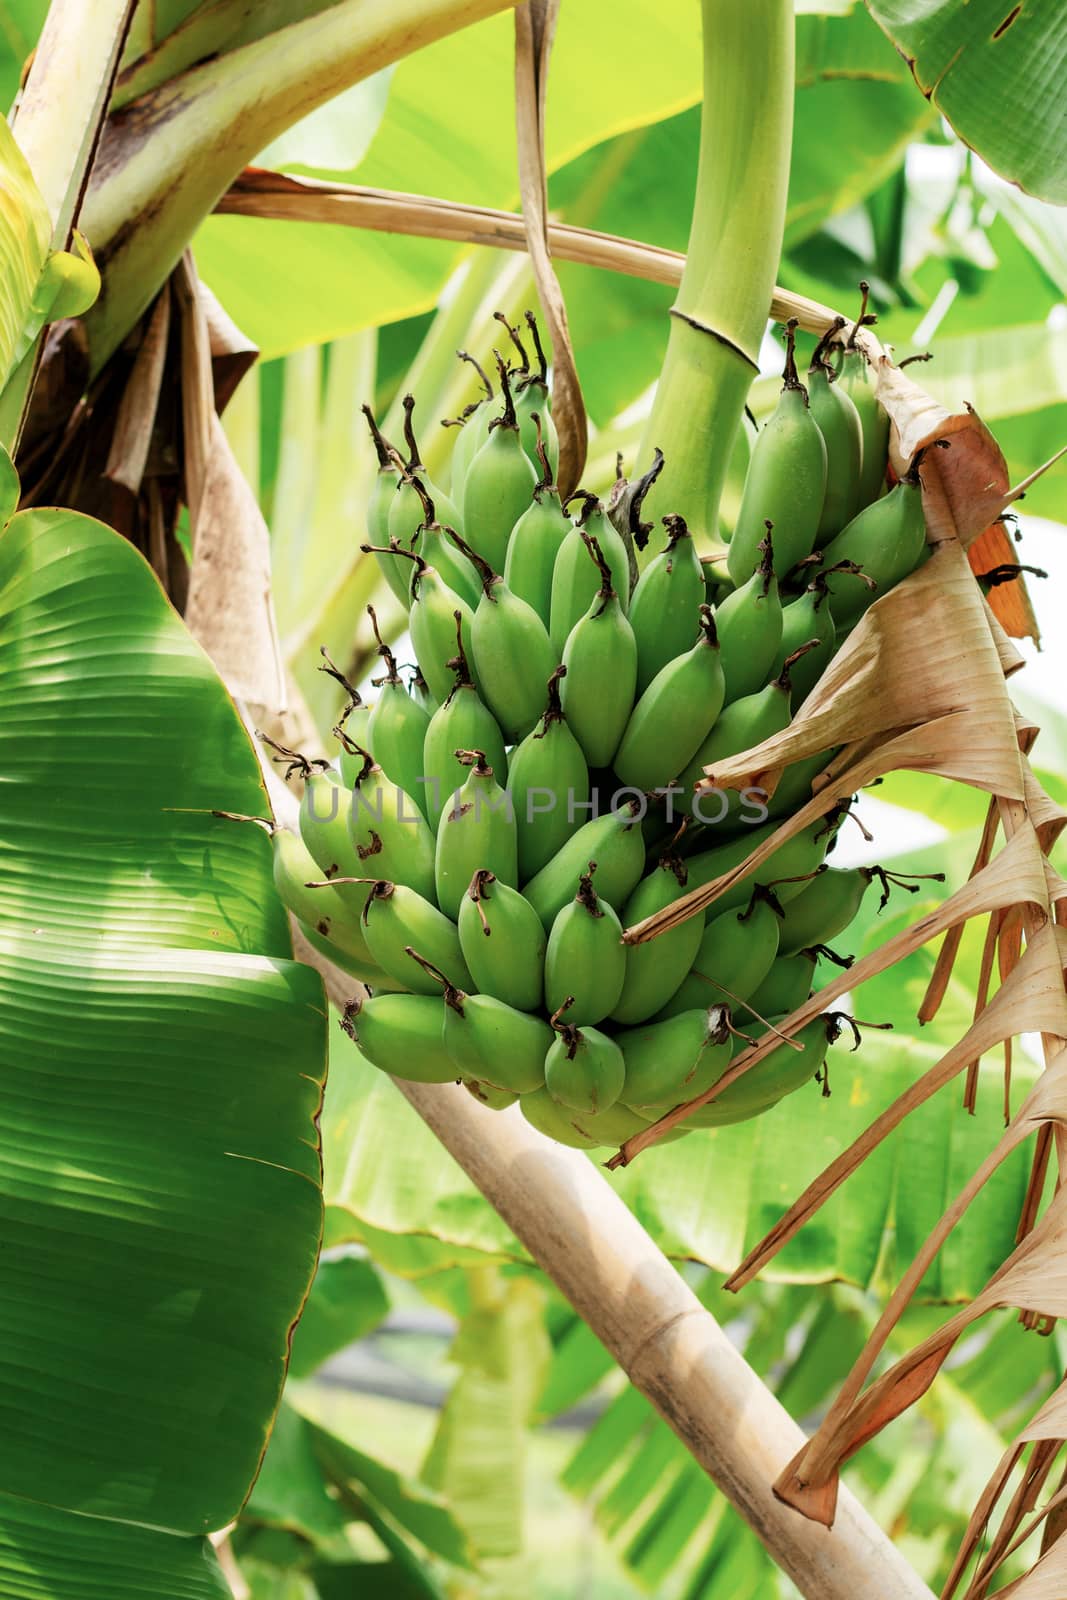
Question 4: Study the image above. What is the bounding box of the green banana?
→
[291,753,378,917]
[359,878,473,994]
[445,349,496,499]
[617,1007,734,1111]
[422,614,508,829]
[614,605,726,791]
[341,992,458,1083]
[404,474,481,608]
[464,1079,518,1111]
[684,818,830,915]
[738,952,816,1025]
[727,319,828,585]
[808,318,864,539]
[496,309,561,477]
[819,471,928,628]
[270,825,381,972]
[362,542,476,707]
[434,748,518,918]
[460,357,538,574]
[521,1086,600,1149]
[387,393,462,560]
[450,530,560,743]
[611,848,706,1024]
[544,1011,625,1113]
[408,665,436,717]
[677,661,791,822]
[457,869,546,1013]
[685,1014,830,1126]
[627,514,706,692]
[715,524,783,703]
[364,608,432,816]
[838,285,889,510]
[776,865,871,957]
[772,582,835,705]
[502,414,572,627]
[361,404,408,606]
[407,952,550,1094]
[296,919,398,987]
[341,742,438,903]
[507,666,590,881]
[549,494,631,653]
[543,864,627,1025]
[523,801,646,930]
[570,1102,670,1146]
[559,533,638,769]
[655,894,781,1019]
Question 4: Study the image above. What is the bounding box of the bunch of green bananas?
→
[268,304,925,1150]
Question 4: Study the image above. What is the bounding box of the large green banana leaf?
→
[0,493,327,1591]
[865,0,1067,204]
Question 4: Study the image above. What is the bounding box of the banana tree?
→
[3,0,1067,1596]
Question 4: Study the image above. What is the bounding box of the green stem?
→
[80,0,521,371]
[636,0,793,557]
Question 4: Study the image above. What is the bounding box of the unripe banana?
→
[838,286,889,510]
[675,646,819,832]
[627,514,706,692]
[296,918,398,987]
[765,751,837,825]
[611,849,705,1024]
[434,749,518,918]
[422,614,509,829]
[364,608,432,817]
[523,801,646,930]
[508,309,561,476]
[614,606,726,791]
[820,473,928,627]
[444,349,497,499]
[388,394,462,543]
[408,665,436,717]
[403,474,481,609]
[295,759,377,916]
[362,542,475,708]
[444,530,559,743]
[549,494,631,653]
[727,319,828,585]
[464,1079,518,1111]
[407,951,549,1093]
[545,1008,625,1113]
[521,1086,600,1149]
[559,533,638,769]
[342,744,438,903]
[685,819,829,914]
[655,894,781,1019]
[503,414,572,627]
[715,525,783,703]
[507,666,590,881]
[340,992,458,1083]
[361,405,408,606]
[685,1014,830,1125]
[460,358,538,574]
[776,865,871,957]
[270,825,376,963]
[457,869,546,1013]
[807,317,864,539]
[772,583,835,705]
[739,952,817,1026]
[677,664,791,819]
[570,1102,667,1146]
[359,878,473,994]
[543,865,627,1025]
[617,1007,734,1111]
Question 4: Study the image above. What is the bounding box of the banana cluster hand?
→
[266,300,922,1148]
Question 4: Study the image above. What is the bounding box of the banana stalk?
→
[636,0,794,549]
